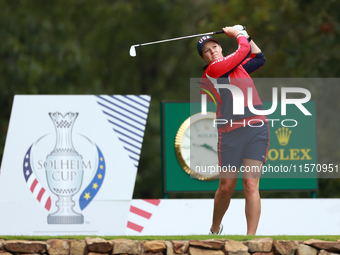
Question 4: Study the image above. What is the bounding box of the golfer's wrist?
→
[236,33,244,38]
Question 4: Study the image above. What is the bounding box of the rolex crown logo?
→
[275,127,292,146]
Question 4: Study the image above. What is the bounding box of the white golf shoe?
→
[209,224,223,235]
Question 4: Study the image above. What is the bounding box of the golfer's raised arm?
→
[249,39,262,54]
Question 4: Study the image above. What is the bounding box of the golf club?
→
[129,30,224,57]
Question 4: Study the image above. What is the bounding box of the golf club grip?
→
[213,30,224,35]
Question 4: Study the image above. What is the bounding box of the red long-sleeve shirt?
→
[200,36,266,132]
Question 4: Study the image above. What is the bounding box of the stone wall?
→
[0,237,340,255]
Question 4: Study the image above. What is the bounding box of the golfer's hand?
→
[233,25,245,31]
[233,24,249,38]
[222,26,240,38]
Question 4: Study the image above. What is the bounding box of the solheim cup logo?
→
[45,112,84,224]
[22,112,106,224]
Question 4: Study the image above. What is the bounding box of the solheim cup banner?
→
[0,95,150,235]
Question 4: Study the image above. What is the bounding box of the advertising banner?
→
[162,101,317,193]
[0,95,150,235]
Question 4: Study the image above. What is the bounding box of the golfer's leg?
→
[211,177,238,233]
[242,159,262,235]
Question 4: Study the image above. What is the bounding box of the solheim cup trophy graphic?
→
[45,112,84,224]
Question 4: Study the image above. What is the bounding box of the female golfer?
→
[197,26,270,235]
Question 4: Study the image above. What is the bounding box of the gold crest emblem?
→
[275,127,292,146]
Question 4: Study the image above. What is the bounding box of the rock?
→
[16,254,42,255]
[165,241,174,255]
[328,242,340,253]
[224,240,248,255]
[144,240,166,253]
[252,252,274,255]
[112,239,142,254]
[304,239,340,252]
[172,241,189,254]
[85,237,112,253]
[189,240,224,250]
[0,239,4,251]
[88,252,110,255]
[243,238,273,252]
[142,252,164,255]
[189,247,224,255]
[47,239,70,255]
[295,244,318,255]
[0,252,12,255]
[273,240,299,255]
[319,250,340,255]
[69,240,86,255]
[3,240,47,254]
[13,254,42,255]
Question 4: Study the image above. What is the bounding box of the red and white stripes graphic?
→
[27,177,52,211]
[23,145,52,211]
[127,199,161,233]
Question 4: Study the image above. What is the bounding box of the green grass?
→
[0,235,339,241]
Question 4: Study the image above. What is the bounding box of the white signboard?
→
[0,95,150,235]
[126,198,340,236]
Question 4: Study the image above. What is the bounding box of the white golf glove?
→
[233,25,245,31]
[233,24,249,38]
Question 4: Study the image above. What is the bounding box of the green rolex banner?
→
[261,101,317,179]
[161,101,317,193]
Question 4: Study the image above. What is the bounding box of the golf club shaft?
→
[135,30,224,48]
